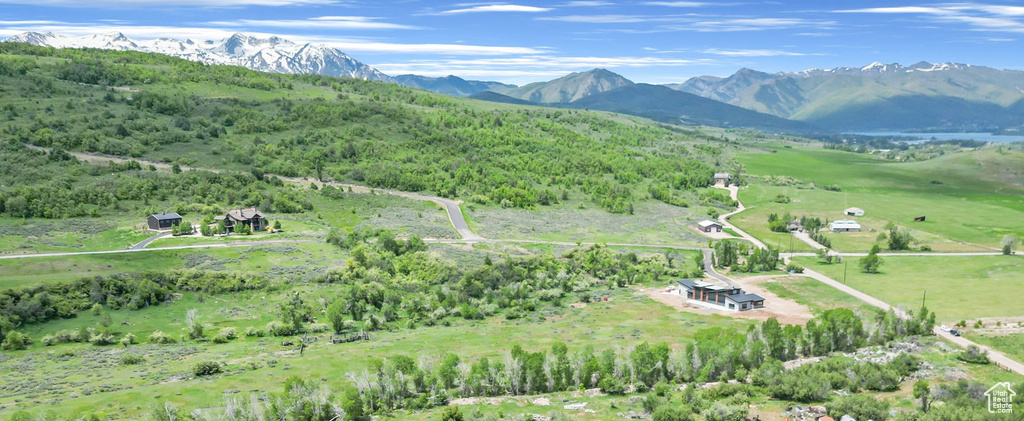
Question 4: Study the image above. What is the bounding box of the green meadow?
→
[796,255,1024,322]
[735,144,1024,252]
[0,287,750,418]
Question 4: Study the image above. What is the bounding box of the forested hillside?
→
[0,43,733,216]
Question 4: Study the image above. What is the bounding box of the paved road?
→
[0,239,318,260]
[702,248,738,287]
[130,232,172,250]
[713,184,768,250]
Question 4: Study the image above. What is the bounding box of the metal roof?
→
[698,220,722,228]
[713,172,732,179]
[726,293,765,303]
[830,220,861,229]
[150,212,182,220]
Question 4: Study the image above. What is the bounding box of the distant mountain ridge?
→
[497,69,633,103]
[3,31,513,97]
[393,75,516,98]
[668,61,1024,131]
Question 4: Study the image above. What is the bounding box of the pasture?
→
[735,144,1024,252]
[795,255,1024,322]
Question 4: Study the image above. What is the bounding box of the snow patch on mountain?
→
[3,31,394,82]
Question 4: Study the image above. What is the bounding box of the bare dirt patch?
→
[962,316,1024,335]
[642,274,813,325]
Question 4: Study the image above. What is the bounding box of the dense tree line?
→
[713,240,781,273]
[0,141,310,218]
[318,231,702,331]
[0,271,265,343]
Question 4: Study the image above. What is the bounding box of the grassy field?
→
[467,198,713,246]
[795,255,1024,322]
[967,333,1024,364]
[734,144,1024,252]
[761,275,876,316]
[0,242,349,290]
[0,287,751,418]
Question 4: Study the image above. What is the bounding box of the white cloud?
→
[208,16,419,30]
[837,4,1024,33]
[539,14,653,23]
[316,40,546,55]
[685,17,834,32]
[439,4,552,14]
[642,1,707,7]
[561,1,613,6]
[701,48,817,57]
[0,0,337,6]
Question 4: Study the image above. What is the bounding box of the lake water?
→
[851,131,1024,144]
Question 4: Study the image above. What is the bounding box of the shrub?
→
[956,345,990,364]
[213,327,237,344]
[827,395,890,421]
[245,326,264,337]
[652,406,692,421]
[121,353,145,365]
[89,332,116,346]
[119,333,138,347]
[308,323,330,333]
[265,321,295,337]
[193,360,222,377]
[784,263,804,274]
[148,330,176,344]
[2,331,30,350]
[599,376,627,395]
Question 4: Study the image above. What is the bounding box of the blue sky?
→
[2,1,1024,84]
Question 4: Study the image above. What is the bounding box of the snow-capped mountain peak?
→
[2,31,392,82]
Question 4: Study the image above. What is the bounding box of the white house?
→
[830,220,862,232]
[844,207,865,217]
[713,172,732,185]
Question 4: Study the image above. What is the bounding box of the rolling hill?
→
[566,84,817,132]
[669,62,1024,131]
[496,68,633,103]
[393,74,515,97]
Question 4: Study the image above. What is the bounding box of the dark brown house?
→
[147,212,182,230]
[216,207,267,232]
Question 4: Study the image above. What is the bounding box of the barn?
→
[830,220,862,232]
[697,220,724,233]
[844,207,865,217]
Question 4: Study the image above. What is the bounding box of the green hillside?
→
[0,43,732,218]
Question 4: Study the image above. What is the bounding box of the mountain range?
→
[5,31,395,82]
[668,62,1024,131]
[7,31,1024,133]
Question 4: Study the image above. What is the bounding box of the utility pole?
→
[922,290,927,308]
[843,260,848,284]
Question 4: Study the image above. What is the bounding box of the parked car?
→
[950,329,961,337]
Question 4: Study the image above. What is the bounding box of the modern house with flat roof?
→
[830,220,862,232]
[677,279,765,311]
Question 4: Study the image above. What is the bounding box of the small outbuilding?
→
[713,172,732,186]
[147,212,182,230]
[830,219,862,232]
[697,220,724,233]
[844,207,865,217]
